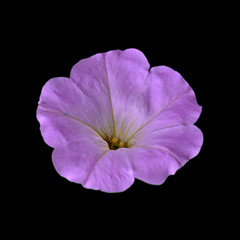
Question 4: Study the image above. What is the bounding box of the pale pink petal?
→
[83,149,134,193]
[37,77,112,147]
[127,146,181,185]
[128,125,203,184]
[103,49,151,139]
[127,66,202,145]
[70,53,114,137]
[53,141,134,193]
[52,137,108,184]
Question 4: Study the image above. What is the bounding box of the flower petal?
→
[70,49,152,141]
[137,125,203,165]
[70,53,115,138]
[52,136,108,185]
[127,146,181,185]
[129,125,203,185]
[146,66,201,126]
[70,50,200,143]
[53,140,133,193]
[103,49,151,139]
[127,66,202,144]
[147,66,200,118]
[37,108,98,147]
[37,77,111,147]
[70,50,201,143]
[83,149,134,193]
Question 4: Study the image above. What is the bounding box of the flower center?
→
[107,136,126,150]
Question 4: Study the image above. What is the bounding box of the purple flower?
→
[37,49,203,193]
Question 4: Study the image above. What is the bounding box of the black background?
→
[9,5,228,237]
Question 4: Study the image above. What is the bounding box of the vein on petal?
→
[83,149,109,186]
[38,108,103,138]
[129,124,185,143]
[103,54,115,136]
[126,88,192,144]
[133,145,182,166]
[123,118,137,140]
[118,113,126,138]
[99,126,108,139]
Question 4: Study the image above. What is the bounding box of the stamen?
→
[107,136,127,150]
[111,136,118,143]
[119,141,125,147]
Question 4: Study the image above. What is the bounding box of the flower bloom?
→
[37,49,203,193]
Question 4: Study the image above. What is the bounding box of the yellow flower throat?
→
[107,136,126,150]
